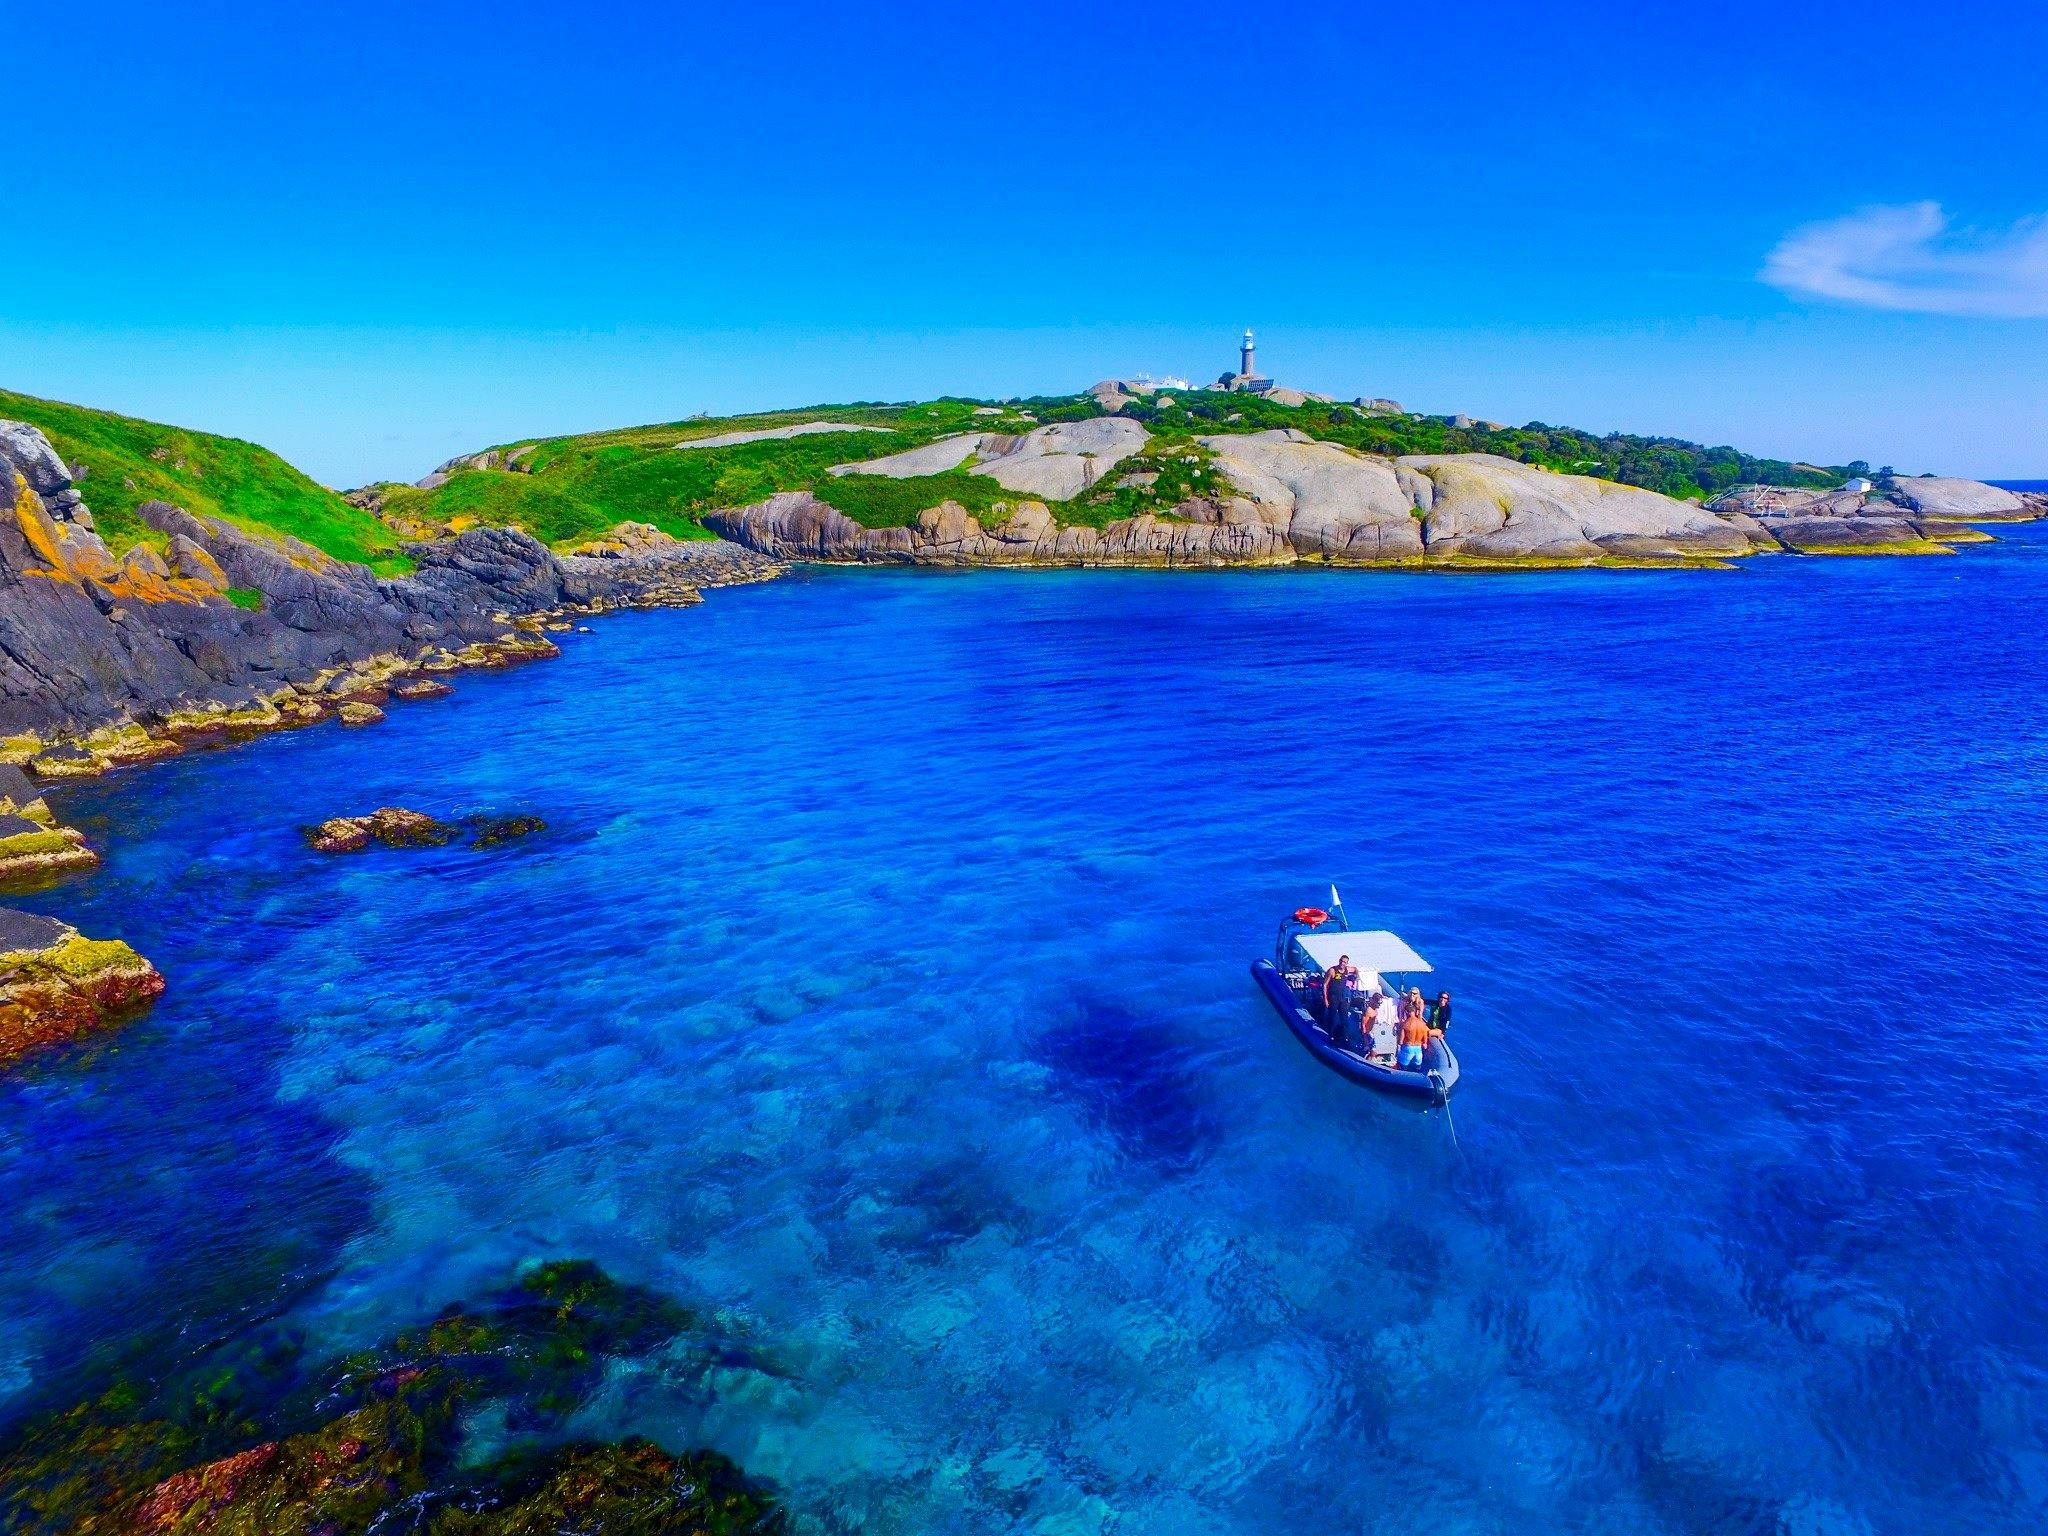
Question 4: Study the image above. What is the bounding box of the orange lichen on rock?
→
[10,472,223,605]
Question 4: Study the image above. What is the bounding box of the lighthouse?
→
[1216,328,1273,393]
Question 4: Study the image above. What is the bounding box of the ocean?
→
[6,525,2048,1534]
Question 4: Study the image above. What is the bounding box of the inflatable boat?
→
[1251,908,1459,1103]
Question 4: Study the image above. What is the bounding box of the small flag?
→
[1330,884,1346,924]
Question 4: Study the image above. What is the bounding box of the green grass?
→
[0,388,413,572]
[814,469,1026,528]
[225,587,264,611]
[1073,441,1226,525]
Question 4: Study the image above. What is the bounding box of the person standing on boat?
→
[1397,989,1435,1070]
[1322,957,1359,1047]
[1429,991,1453,1033]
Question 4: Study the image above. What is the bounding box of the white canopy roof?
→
[1294,929,1432,976]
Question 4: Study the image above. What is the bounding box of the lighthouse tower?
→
[1240,329,1256,379]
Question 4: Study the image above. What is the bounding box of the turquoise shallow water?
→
[7,530,2048,1534]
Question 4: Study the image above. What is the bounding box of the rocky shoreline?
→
[705,433,2045,569]
[1,421,781,1069]
[2,422,782,772]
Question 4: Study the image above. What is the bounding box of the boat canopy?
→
[1294,929,1432,976]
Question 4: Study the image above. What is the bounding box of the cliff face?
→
[0,421,776,757]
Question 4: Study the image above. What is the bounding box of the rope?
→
[1438,1090,1464,1162]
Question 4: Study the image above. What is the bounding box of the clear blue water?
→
[8,529,2048,1534]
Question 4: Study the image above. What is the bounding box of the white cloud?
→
[1763,202,2048,318]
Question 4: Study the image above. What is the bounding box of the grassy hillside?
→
[393,389,1851,542]
[370,397,1083,544]
[0,388,411,572]
[3,381,1858,564]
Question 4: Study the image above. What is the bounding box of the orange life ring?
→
[1293,907,1329,927]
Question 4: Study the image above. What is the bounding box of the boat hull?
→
[1251,959,1459,1101]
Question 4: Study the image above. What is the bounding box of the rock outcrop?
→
[676,420,890,449]
[0,907,163,1068]
[721,436,1782,567]
[0,760,99,889]
[1401,453,1754,561]
[834,433,992,479]
[1704,482,2015,553]
[1203,431,1425,559]
[0,813,98,889]
[0,421,780,767]
[722,431,2044,569]
[1882,476,2030,519]
[972,417,1150,499]
[707,490,1296,566]
[834,417,1152,500]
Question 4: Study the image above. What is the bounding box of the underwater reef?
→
[0,1259,782,1535]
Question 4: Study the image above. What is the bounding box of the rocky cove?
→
[1,397,2043,1076]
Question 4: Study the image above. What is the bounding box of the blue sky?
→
[5,1,2044,485]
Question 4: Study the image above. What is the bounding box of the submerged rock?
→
[306,808,545,854]
[468,814,545,849]
[0,907,164,1069]
[434,1439,777,1534]
[307,807,455,852]
[0,1260,781,1535]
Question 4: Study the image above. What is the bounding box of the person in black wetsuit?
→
[1322,957,1358,1049]
[1429,991,1453,1034]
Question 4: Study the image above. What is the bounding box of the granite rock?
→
[1882,476,2028,518]
[1402,454,1752,560]
[716,437,1774,567]
[970,417,1150,500]
[676,420,889,450]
